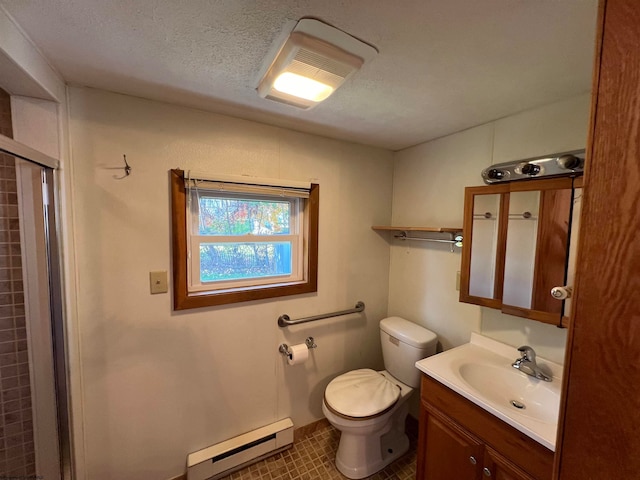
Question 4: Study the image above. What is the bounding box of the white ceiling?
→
[0,0,597,151]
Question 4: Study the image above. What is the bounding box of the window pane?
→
[200,242,292,282]
[198,197,292,235]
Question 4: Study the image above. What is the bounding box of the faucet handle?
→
[517,345,536,362]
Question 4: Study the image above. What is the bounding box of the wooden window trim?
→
[170,169,319,310]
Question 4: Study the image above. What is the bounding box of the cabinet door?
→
[460,184,509,309]
[501,178,575,326]
[484,447,536,480]
[461,177,580,327]
[420,406,484,480]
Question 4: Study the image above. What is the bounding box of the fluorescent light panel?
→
[273,72,334,101]
[257,19,377,109]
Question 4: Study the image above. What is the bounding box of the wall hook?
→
[123,155,132,176]
[114,154,132,179]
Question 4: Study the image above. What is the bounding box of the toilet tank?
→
[380,317,438,388]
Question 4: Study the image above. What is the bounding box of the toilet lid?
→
[324,369,400,418]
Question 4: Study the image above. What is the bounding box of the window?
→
[170,170,319,309]
[190,192,303,289]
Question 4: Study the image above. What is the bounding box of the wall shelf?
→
[371,226,463,252]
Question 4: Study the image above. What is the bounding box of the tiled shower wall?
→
[0,89,35,476]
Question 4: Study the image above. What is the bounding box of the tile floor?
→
[218,422,417,480]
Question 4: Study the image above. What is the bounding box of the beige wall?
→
[25,85,589,479]
[66,87,394,479]
[389,93,591,365]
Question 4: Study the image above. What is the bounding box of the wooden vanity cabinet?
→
[417,375,553,480]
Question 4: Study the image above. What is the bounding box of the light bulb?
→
[273,72,334,102]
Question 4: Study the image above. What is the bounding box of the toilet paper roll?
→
[287,343,309,366]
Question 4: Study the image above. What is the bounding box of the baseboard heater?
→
[187,418,294,480]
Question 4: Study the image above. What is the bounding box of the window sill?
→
[175,280,317,310]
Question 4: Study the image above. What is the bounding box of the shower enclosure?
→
[0,133,71,479]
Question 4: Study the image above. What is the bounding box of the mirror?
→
[468,193,502,299]
[502,190,542,309]
[460,178,581,327]
[501,178,575,325]
[460,184,509,310]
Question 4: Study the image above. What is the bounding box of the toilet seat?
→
[324,369,401,420]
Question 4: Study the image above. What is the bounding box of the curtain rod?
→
[185,171,312,190]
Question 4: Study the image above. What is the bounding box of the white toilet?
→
[322,316,438,479]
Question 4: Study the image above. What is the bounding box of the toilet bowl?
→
[323,317,438,479]
[322,369,413,478]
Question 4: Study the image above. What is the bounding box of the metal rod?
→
[473,212,494,219]
[394,235,458,244]
[0,133,60,169]
[474,212,537,219]
[508,212,537,219]
[394,232,463,252]
[279,337,318,358]
[278,301,365,327]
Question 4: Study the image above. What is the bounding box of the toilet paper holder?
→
[279,337,317,359]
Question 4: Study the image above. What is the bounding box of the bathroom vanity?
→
[415,335,560,480]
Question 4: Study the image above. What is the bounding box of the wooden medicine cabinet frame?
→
[460,176,582,327]
[459,183,510,310]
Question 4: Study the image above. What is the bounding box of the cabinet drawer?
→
[421,375,553,480]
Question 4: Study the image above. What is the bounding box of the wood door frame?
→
[556,0,640,477]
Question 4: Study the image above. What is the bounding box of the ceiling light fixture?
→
[257,19,378,109]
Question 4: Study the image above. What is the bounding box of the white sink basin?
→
[458,362,559,425]
[415,333,563,451]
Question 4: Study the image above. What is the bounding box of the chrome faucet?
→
[512,346,552,382]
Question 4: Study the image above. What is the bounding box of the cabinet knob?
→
[483,467,492,477]
[469,456,477,465]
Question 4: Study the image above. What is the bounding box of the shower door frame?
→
[0,133,72,479]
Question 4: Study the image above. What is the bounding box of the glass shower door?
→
[0,153,66,479]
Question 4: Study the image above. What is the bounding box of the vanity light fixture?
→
[257,19,378,109]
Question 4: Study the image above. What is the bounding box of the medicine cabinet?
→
[459,177,583,327]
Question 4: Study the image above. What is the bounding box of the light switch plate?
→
[150,271,168,294]
[456,271,461,291]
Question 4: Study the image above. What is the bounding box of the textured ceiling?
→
[0,0,598,151]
